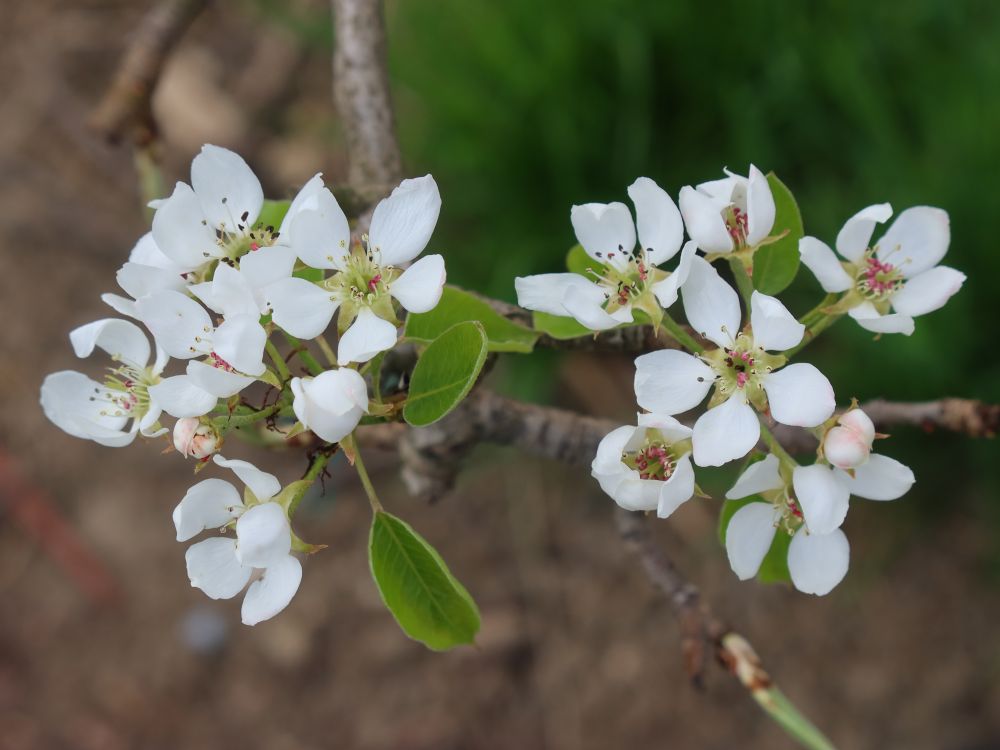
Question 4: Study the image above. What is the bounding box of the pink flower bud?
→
[822,409,875,470]
[173,418,220,460]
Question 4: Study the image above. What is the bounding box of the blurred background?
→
[1,0,999,748]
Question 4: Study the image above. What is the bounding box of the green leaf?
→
[565,243,599,276]
[258,199,291,230]
[717,496,791,585]
[369,511,480,650]
[752,173,804,295]
[405,286,538,353]
[531,311,594,340]
[403,321,488,426]
[293,266,325,282]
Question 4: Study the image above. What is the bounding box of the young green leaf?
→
[531,311,594,340]
[257,199,291,230]
[403,321,489,426]
[405,286,538,352]
[369,511,481,651]
[752,174,804,296]
[565,243,600,276]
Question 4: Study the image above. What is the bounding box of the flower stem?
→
[282,333,325,376]
[797,294,836,327]
[758,417,797,469]
[288,448,337,515]
[729,257,754,307]
[661,311,704,354]
[315,335,338,367]
[784,312,841,359]
[344,433,384,513]
[211,402,282,430]
[265,339,291,382]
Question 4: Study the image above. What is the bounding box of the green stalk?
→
[757,417,797,468]
[287,449,337,515]
[343,434,384,513]
[282,332,325,376]
[265,339,291,382]
[661,311,704,354]
[315,335,338,367]
[729,257,755,307]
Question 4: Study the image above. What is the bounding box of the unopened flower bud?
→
[173,418,221,460]
[822,408,875,470]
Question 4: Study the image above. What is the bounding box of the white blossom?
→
[515,177,695,331]
[634,257,835,467]
[799,205,964,335]
[267,175,445,365]
[591,414,696,519]
[290,368,369,444]
[40,318,216,446]
[679,165,775,255]
[175,455,302,626]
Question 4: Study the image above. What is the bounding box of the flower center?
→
[214,210,280,262]
[724,205,750,247]
[95,361,155,418]
[589,245,654,311]
[855,250,903,301]
[325,237,396,306]
[622,440,676,481]
[710,333,767,396]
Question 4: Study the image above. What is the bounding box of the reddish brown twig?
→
[0,449,120,605]
[90,0,209,145]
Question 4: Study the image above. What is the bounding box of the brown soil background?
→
[1,3,998,749]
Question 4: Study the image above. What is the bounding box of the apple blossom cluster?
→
[41,145,447,625]
[516,166,962,596]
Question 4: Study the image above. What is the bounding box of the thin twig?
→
[90,0,209,145]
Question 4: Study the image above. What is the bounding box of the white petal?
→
[128,230,183,271]
[591,425,636,477]
[635,412,693,443]
[186,537,251,599]
[679,185,733,254]
[847,302,915,336]
[368,175,442,266]
[212,315,266,376]
[650,240,697,308]
[101,293,139,319]
[750,291,804,352]
[207,262,259,317]
[692,394,760,467]
[763,363,835,428]
[609,476,661,512]
[788,528,850,596]
[835,203,892,262]
[69,318,150,369]
[798,237,852,293]
[138,406,165,437]
[173,478,244,542]
[745,165,776,246]
[291,370,367,444]
[151,181,218,268]
[136,290,213,360]
[239,245,297,290]
[838,454,914,501]
[793,464,849,535]
[627,177,683,265]
[890,266,965,317]
[279,173,326,236]
[725,454,783,499]
[839,409,875,443]
[287,188,352,270]
[148,375,217,418]
[191,144,264,230]
[241,555,302,626]
[515,273,585,317]
[336,308,398,365]
[265,277,339,339]
[561,281,632,331]
[876,206,950,278]
[235,502,291,568]
[725,502,778,580]
[656,453,695,519]
[390,254,446,313]
[634,349,714,415]
[570,201,636,271]
[40,371,130,445]
[117,261,186,300]
[186,360,256,398]
[213,455,282,502]
[681,255,741,348]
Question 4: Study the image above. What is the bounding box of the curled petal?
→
[235,502,291,568]
[288,189,352,270]
[847,302,915,336]
[186,360,255,398]
[725,502,778,580]
[173,478,244,542]
[241,555,303,626]
[514,273,585,317]
[650,240,697,308]
[798,237,853,293]
[40,371,132,447]
[561,279,633,331]
[627,177,683,265]
[213,455,281,502]
[788,528,850,596]
[835,203,892,262]
[679,185,733,254]
[750,291,804,352]
[681,256,741,349]
[570,201,636,271]
[70,318,150,369]
[656,452,695,519]
[745,165,776,246]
